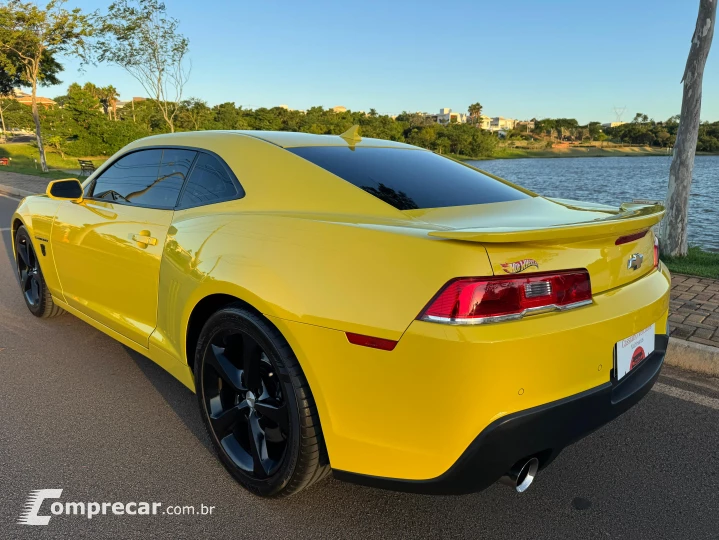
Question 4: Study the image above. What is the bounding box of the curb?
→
[665,337,719,378]
[0,183,35,198]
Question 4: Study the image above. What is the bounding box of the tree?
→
[46,134,65,158]
[95,0,190,133]
[0,49,62,95]
[177,97,210,130]
[98,85,120,119]
[467,102,483,127]
[660,0,717,257]
[0,0,91,171]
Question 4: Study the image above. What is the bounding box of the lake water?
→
[466,156,719,251]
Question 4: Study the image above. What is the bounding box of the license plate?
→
[616,324,655,380]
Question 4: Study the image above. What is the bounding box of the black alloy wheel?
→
[203,330,289,478]
[14,226,64,318]
[195,306,330,497]
[16,231,41,307]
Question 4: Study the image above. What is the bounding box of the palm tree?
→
[105,85,120,120]
[467,102,483,128]
[97,85,120,119]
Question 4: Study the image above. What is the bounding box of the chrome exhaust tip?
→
[500,457,539,493]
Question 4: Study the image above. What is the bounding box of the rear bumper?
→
[334,334,667,494]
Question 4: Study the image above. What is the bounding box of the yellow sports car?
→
[11,128,669,497]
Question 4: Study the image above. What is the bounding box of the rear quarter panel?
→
[152,208,495,366]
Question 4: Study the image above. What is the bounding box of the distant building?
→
[477,115,492,129]
[515,119,536,131]
[332,105,347,113]
[10,88,55,108]
[602,121,625,129]
[115,97,145,110]
[489,117,517,131]
[426,108,468,125]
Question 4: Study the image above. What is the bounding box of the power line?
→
[612,106,627,123]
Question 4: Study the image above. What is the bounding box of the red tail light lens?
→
[419,270,592,325]
[654,236,659,268]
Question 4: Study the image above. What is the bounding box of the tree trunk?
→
[31,80,48,173]
[0,103,6,141]
[660,0,717,257]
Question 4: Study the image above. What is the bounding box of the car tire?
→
[14,225,64,318]
[194,304,330,497]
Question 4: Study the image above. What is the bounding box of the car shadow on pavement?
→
[2,229,14,272]
[122,345,214,454]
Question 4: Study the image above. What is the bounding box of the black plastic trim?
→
[333,334,668,495]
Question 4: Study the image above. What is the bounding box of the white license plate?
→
[616,324,655,380]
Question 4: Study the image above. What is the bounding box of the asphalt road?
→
[1,192,719,539]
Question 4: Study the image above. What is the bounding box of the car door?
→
[52,148,197,347]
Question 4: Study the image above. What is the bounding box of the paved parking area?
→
[2,193,719,539]
[670,274,719,346]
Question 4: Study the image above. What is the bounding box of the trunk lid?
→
[406,197,662,294]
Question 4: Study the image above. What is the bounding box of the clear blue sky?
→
[41,0,719,124]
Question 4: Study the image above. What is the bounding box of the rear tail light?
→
[654,235,659,268]
[418,270,592,325]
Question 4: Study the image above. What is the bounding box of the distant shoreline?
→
[456,146,719,161]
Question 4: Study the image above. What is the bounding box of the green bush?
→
[60,120,150,156]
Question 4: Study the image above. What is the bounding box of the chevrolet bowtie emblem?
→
[627,253,644,271]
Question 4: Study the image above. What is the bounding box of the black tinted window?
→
[92,149,189,208]
[156,148,196,206]
[179,153,239,207]
[288,147,530,210]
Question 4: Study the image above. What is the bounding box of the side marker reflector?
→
[346,332,398,351]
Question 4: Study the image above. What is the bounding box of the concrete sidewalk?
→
[0,170,58,197]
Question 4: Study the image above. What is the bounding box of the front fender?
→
[10,196,63,298]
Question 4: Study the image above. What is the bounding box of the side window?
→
[154,148,197,207]
[179,153,240,208]
[92,149,163,205]
[91,148,196,209]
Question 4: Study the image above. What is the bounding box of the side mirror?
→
[46,178,84,202]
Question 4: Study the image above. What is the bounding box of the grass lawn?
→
[0,142,106,179]
[662,246,719,279]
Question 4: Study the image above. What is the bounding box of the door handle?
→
[132,232,158,247]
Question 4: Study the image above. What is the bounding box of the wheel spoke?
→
[255,398,289,433]
[20,268,30,291]
[210,400,249,440]
[205,344,245,392]
[28,243,36,270]
[248,412,271,477]
[17,242,29,267]
[30,277,40,302]
[242,335,263,392]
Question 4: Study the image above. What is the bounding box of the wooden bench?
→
[78,159,96,176]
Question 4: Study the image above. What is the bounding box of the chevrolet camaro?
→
[10,128,670,497]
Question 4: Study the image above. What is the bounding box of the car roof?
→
[236,130,417,149]
[133,130,419,150]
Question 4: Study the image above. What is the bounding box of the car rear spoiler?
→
[427,203,665,244]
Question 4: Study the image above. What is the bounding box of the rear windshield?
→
[288,146,531,210]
